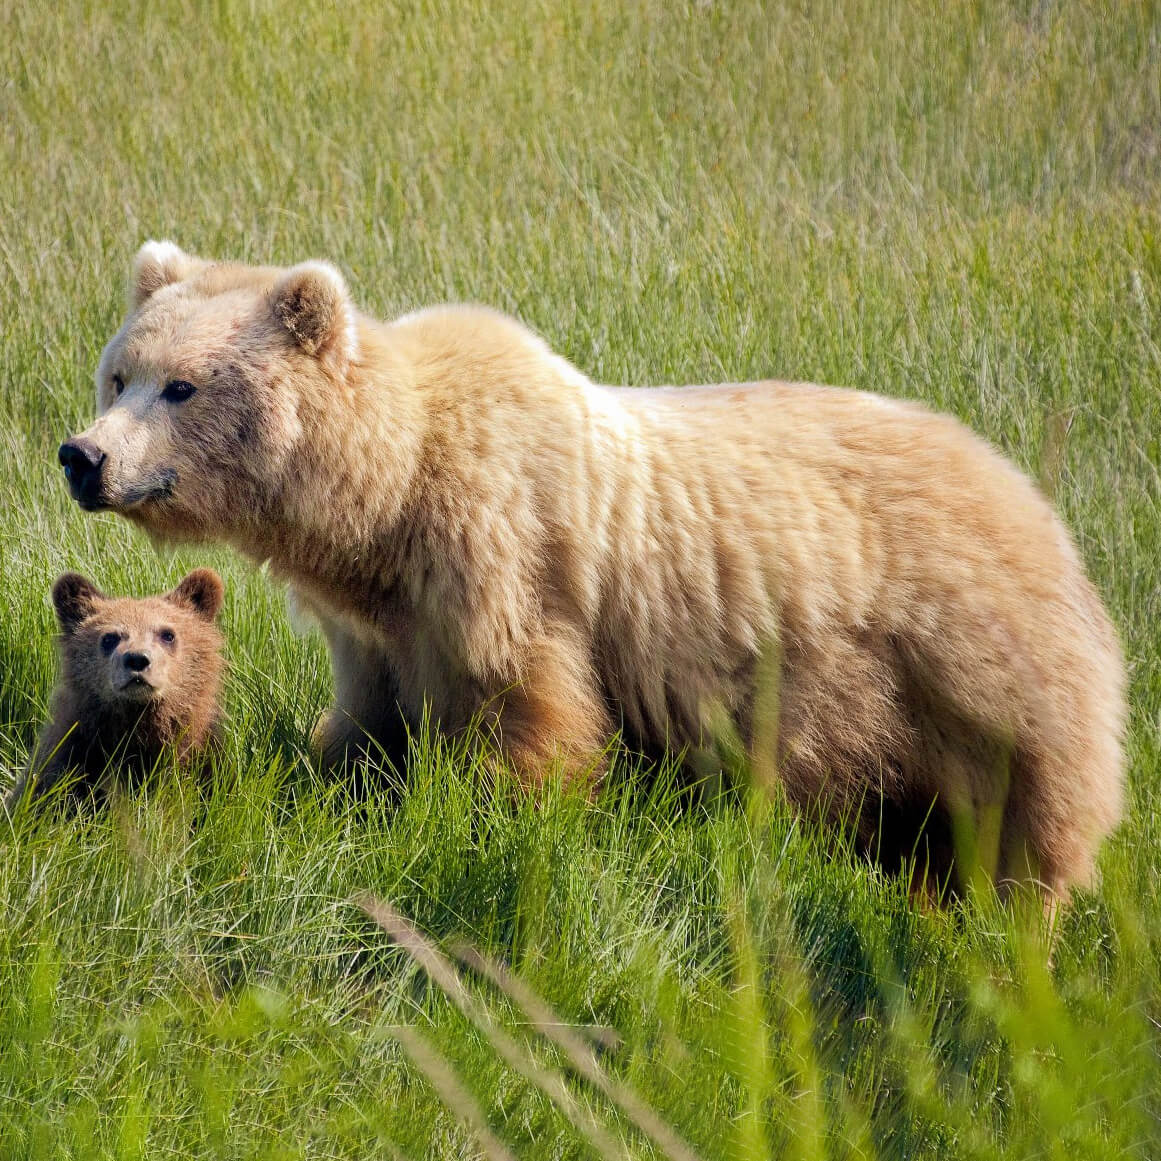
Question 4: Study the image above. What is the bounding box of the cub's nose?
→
[58,438,107,506]
[123,651,151,672]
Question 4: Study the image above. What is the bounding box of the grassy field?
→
[2,0,1161,1156]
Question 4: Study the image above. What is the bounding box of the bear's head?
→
[52,569,225,710]
[58,241,360,540]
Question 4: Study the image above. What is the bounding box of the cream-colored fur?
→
[64,243,1127,898]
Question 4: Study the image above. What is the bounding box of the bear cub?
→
[5,569,225,808]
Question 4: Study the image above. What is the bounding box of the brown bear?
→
[55,241,1127,899]
[5,569,225,808]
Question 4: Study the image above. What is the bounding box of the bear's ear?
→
[167,569,225,622]
[270,261,358,366]
[52,572,105,634]
[130,240,200,309]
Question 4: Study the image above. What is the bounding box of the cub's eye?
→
[162,380,196,403]
[99,632,121,653]
[112,374,125,396]
[158,628,176,645]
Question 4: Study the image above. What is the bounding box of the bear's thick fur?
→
[59,242,1126,896]
[6,569,225,807]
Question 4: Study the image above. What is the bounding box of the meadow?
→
[1,0,1160,1156]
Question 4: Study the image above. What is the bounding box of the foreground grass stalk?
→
[355,893,627,1161]
[390,1023,520,1161]
[452,942,705,1161]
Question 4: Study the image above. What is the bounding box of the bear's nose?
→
[58,438,107,506]
[123,651,151,672]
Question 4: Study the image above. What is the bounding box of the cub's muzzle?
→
[117,651,155,696]
[59,437,108,509]
[123,651,151,673]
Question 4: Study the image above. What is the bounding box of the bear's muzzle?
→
[59,437,108,510]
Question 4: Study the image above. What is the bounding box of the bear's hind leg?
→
[997,742,1119,907]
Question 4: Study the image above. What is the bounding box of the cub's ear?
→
[271,261,358,365]
[52,572,105,633]
[130,240,201,309]
[167,569,225,622]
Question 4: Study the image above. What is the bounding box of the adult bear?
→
[58,241,1127,899]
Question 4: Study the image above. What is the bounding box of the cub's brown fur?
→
[56,242,1127,900]
[5,569,225,807]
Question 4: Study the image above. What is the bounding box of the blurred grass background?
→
[1,0,1160,1156]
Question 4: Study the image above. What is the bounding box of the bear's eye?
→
[162,380,196,403]
[112,374,125,396]
[100,632,121,653]
[158,628,176,646]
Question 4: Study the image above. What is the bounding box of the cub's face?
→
[52,570,225,709]
[59,242,358,540]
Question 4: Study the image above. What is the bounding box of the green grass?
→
[2,0,1161,1156]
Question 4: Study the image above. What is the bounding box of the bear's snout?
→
[123,651,151,673]
[58,438,107,508]
[116,646,156,697]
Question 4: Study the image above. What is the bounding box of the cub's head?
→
[52,569,225,710]
[59,241,359,539]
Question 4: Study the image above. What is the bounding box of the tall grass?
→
[1,0,1160,1156]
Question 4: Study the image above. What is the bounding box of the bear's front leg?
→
[312,614,411,777]
[6,718,86,810]
[487,631,611,792]
[311,703,411,774]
